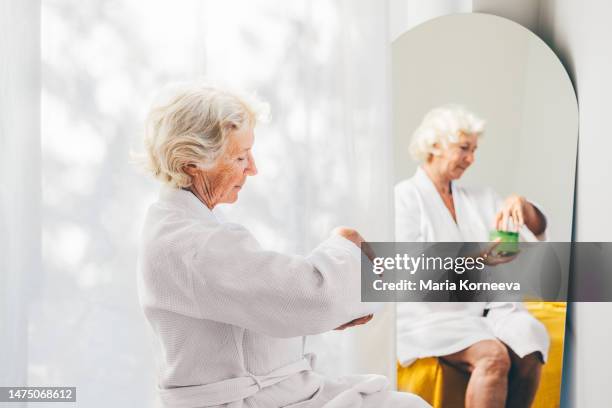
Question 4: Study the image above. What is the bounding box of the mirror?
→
[393,13,577,407]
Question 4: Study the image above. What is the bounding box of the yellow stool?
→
[397,302,567,408]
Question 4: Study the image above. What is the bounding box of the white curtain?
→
[389,0,471,41]
[0,3,40,408]
[200,0,394,379]
[14,0,396,406]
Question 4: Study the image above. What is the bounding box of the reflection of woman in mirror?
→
[395,106,549,408]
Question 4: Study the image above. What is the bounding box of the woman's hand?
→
[334,314,374,330]
[332,227,364,246]
[495,194,528,231]
[332,227,376,261]
[479,239,518,266]
[495,194,547,235]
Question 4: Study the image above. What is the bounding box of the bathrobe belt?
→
[157,353,315,408]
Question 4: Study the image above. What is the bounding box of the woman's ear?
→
[183,163,199,176]
[430,143,441,157]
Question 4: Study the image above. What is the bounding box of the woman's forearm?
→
[525,201,547,236]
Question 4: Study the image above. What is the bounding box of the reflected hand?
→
[481,239,518,266]
[334,314,374,330]
[495,194,528,231]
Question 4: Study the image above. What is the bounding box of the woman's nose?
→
[465,152,475,165]
[246,152,258,176]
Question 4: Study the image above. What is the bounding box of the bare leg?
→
[506,350,543,408]
[441,340,511,408]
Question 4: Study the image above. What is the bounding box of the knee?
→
[474,341,511,377]
[513,352,543,383]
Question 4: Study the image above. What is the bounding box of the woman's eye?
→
[237,156,246,162]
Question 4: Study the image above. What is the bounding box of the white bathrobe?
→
[395,167,550,366]
[137,186,429,408]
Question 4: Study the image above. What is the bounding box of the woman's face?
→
[431,132,478,180]
[188,126,258,207]
[216,126,258,204]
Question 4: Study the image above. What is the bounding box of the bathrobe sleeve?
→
[148,221,380,338]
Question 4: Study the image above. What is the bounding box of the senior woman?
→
[137,84,429,408]
[395,106,550,408]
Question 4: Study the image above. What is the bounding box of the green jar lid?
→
[489,230,519,255]
[490,230,519,240]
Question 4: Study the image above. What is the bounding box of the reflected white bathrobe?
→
[138,187,429,408]
[395,167,550,366]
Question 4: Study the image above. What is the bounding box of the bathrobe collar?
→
[413,166,467,241]
[413,166,453,198]
[414,166,461,225]
[159,185,223,223]
[412,166,492,241]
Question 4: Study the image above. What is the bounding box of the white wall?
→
[535,2,612,407]
[473,0,540,33]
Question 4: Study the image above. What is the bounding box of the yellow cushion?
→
[397,302,567,408]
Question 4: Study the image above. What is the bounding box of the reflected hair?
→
[409,105,485,162]
[142,82,269,188]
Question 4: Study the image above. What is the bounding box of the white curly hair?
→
[409,105,485,162]
[142,82,268,188]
